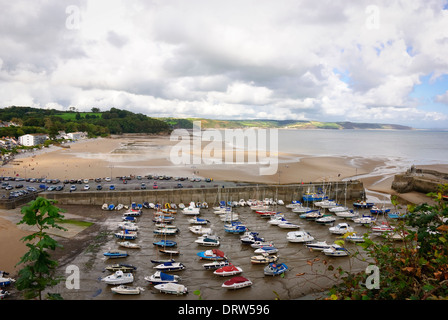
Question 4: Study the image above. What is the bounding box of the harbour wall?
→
[40,181,365,206]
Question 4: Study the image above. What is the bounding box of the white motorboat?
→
[118,241,141,249]
[328,206,350,213]
[220,213,239,222]
[101,271,134,285]
[153,227,179,236]
[250,253,279,264]
[254,246,279,254]
[267,215,287,225]
[315,199,338,209]
[144,271,181,284]
[111,285,145,295]
[278,221,300,229]
[213,264,243,277]
[352,215,376,226]
[154,262,186,271]
[323,244,350,257]
[203,261,230,270]
[154,283,188,295]
[305,241,331,251]
[250,241,274,249]
[182,206,200,215]
[346,233,366,243]
[329,223,354,235]
[222,276,253,289]
[371,222,395,233]
[286,231,314,243]
[315,215,336,225]
[188,217,209,225]
[189,226,212,235]
[195,235,220,247]
[292,206,312,213]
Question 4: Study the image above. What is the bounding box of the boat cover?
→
[212,249,225,257]
[224,276,249,285]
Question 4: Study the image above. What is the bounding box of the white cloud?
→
[0,0,448,128]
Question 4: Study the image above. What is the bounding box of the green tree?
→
[15,197,67,300]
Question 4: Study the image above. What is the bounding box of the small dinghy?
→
[213,264,243,277]
[101,271,134,285]
[154,283,188,295]
[111,285,145,295]
[264,262,288,276]
[144,271,181,284]
[222,276,253,289]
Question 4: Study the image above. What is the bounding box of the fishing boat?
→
[221,276,253,289]
[105,264,137,273]
[250,252,279,264]
[189,225,212,235]
[264,263,288,276]
[213,264,243,277]
[197,249,227,260]
[353,201,374,209]
[254,246,279,255]
[323,244,350,257]
[154,261,186,271]
[118,241,141,249]
[101,271,134,285]
[103,250,128,259]
[153,240,177,247]
[144,271,181,284]
[329,223,354,235]
[154,283,188,295]
[370,206,391,214]
[278,221,300,229]
[114,230,138,240]
[111,285,145,295]
[195,235,220,247]
[305,241,331,251]
[203,260,230,270]
[224,221,247,234]
[286,230,314,243]
[118,222,138,231]
[188,217,209,225]
[315,215,336,225]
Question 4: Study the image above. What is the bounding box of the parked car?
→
[83,185,90,191]
[110,185,115,190]
[96,185,102,190]
[70,185,77,192]
[140,183,146,189]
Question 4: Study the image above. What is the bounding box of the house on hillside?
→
[66,132,87,140]
[18,134,48,146]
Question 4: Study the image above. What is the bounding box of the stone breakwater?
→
[391,166,448,194]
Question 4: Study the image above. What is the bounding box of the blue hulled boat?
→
[264,263,288,276]
[153,240,177,247]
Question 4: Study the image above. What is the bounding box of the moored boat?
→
[144,271,180,284]
[221,276,253,289]
[154,283,188,295]
[153,240,177,247]
[250,252,279,264]
[195,234,220,247]
[154,261,186,271]
[197,249,227,260]
[114,230,137,240]
[101,271,134,285]
[118,241,141,249]
[105,263,137,273]
[305,241,331,251]
[103,250,128,259]
[353,201,374,209]
[111,285,145,295]
[213,264,243,277]
[264,262,288,276]
[203,260,230,270]
[286,230,314,243]
[329,223,354,235]
[323,244,350,257]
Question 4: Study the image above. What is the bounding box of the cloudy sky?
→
[1,0,448,128]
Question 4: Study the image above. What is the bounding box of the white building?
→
[66,132,87,140]
[18,134,48,147]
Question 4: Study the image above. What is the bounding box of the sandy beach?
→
[0,134,445,288]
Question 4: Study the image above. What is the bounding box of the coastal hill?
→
[163,118,413,130]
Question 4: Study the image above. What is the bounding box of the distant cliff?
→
[163,118,413,130]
